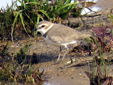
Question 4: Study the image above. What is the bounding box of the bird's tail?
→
[79,33,91,39]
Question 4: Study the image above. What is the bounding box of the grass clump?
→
[0,0,81,41]
[84,24,113,85]
[0,43,44,84]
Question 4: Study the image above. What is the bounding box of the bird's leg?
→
[60,46,69,63]
[57,47,62,61]
[65,42,78,64]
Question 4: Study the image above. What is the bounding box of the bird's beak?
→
[34,28,37,31]
[32,28,38,32]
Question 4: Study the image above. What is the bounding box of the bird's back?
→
[47,24,91,43]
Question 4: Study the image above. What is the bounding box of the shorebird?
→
[36,21,91,63]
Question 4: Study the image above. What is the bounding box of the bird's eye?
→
[41,25,45,28]
[38,25,45,29]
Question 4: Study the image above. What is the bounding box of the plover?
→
[36,21,91,63]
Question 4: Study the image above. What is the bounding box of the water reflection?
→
[48,0,100,15]
[78,0,100,15]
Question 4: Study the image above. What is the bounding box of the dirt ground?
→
[1,36,113,85]
[0,37,91,85]
[96,0,113,10]
[1,0,113,85]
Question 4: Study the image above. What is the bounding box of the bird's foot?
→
[53,59,63,65]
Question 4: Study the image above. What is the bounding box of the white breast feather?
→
[43,36,77,47]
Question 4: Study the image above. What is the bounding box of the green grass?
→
[0,0,81,41]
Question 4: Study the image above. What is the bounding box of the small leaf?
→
[93,27,103,35]
[97,64,105,79]
[37,10,50,19]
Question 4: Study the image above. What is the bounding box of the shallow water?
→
[80,0,113,15]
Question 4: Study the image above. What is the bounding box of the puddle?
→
[47,0,113,15]
[48,0,113,15]
[79,0,100,15]
[80,0,113,15]
[81,6,100,15]
[1,0,113,15]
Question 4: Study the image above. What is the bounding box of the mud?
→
[1,0,113,84]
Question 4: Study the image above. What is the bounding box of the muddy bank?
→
[1,6,113,85]
[63,7,113,29]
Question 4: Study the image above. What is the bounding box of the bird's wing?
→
[47,24,82,43]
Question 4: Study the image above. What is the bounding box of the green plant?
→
[11,0,79,39]
[0,5,14,40]
[0,0,81,41]
[85,25,113,85]
[90,26,113,54]
[42,0,79,20]
[86,64,113,85]
[0,60,44,84]
[0,43,44,84]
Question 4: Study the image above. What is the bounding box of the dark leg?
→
[57,47,62,61]
[60,46,69,63]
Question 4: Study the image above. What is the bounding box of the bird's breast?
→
[43,36,78,47]
[43,36,61,46]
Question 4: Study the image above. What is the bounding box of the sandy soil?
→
[1,0,113,85]
[1,36,113,85]
[0,37,91,85]
[96,0,113,10]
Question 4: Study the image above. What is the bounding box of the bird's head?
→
[36,21,53,35]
